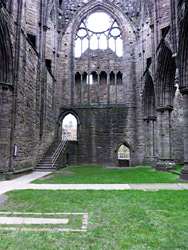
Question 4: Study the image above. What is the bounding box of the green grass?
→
[172,165,184,173]
[32,165,185,184]
[0,189,188,249]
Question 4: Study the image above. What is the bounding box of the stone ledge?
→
[5,167,34,180]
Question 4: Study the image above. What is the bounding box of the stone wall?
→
[0,0,185,172]
[61,105,144,167]
[0,84,12,171]
[11,33,56,170]
[0,0,57,171]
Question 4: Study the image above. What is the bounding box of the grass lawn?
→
[32,165,185,184]
[0,189,188,249]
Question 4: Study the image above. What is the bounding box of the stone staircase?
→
[35,140,67,171]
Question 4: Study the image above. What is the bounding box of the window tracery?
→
[75,12,123,58]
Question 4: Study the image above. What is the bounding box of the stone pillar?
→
[180,88,188,180]
[107,72,110,104]
[115,72,117,103]
[97,72,100,103]
[40,25,48,138]
[144,116,157,165]
[156,106,176,171]
[87,72,90,104]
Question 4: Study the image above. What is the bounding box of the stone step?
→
[36,164,53,167]
[39,161,53,164]
[34,168,56,172]
[36,140,66,171]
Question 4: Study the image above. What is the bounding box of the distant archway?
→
[117,143,130,167]
[62,114,78,141]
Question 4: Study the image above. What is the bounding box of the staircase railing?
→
[52,136,68,168]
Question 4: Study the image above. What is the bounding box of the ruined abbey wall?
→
[0,0,187,172]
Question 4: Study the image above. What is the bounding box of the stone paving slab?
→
[129,183,188,191]
[0,217,69,225]
[1,172,188,194]
[17,183,188,191]
[0,212,88,232]
[0,172,52,194]
[18,183,131,191]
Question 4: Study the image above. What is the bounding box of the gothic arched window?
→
[75,11,123,58]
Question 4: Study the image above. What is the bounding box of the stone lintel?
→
[156,105,173,112]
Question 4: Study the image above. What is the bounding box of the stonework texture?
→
[0,0,187,173]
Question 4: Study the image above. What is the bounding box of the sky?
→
[63,114,77,127]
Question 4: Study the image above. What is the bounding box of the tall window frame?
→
[74,11,123,58]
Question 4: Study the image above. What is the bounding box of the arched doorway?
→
[62,114,78,141]
[118,144,130,167]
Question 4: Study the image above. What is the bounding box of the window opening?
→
[62,114,77,141]
[45,59,52,72]
[100,71,107,85]
[75,72,81,85]
[147,57,152,68]
[117,71,123,85]
[83,72,88,84]
[110,72,115,85]
[87,74,93,85]
[59,0,63,7]
[161,26,170,38]
[75,11,123,57]
[118,145,130,160]
[91,71,98,84]
[27,33,36,49]
[50,6,56,24]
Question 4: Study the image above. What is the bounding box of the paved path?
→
[0,172,51,194]
[1,172,188,194]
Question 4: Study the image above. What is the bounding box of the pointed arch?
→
[0,8,13,83]
[156,41,176,106]
[57,0,137,53]
[116,141,131,167]
[143,71,155,117]
[179,4,188,89]
[57,110,81,126]
[47,0,58,26]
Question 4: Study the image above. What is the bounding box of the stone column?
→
[144,116,157,165]
[87,72,90,104]
[180,88,188,180]
[156,106,176,171]
[40,25,48,138]
[115,72,117,104]
[80,73,83,104]
[97,72,100,104]
[107,72,110,104]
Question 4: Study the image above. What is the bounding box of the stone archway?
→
[62,114,78,141]
[178,3,188,179]
[116,142,131,167]
[142,71,157,164]
[57,110,81,141]
[155,41,176,171]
